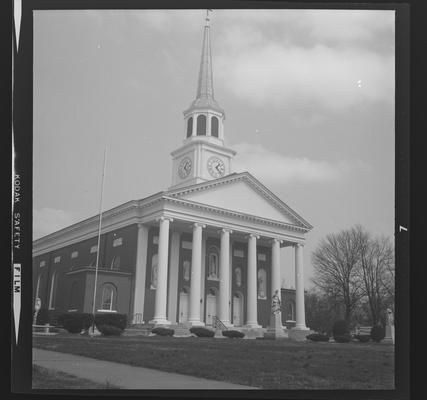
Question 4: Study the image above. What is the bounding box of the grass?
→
[32,364,120,389]
[33,334,394,390]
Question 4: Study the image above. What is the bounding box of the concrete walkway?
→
[33,348,257,390]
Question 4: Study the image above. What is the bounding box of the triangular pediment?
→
[165,172,312,230]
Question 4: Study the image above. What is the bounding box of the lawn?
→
[32,364,119,389]
[33,335,394,390]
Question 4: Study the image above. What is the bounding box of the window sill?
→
[97,309,117,313]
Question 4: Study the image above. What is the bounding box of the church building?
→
[33,14,313,334]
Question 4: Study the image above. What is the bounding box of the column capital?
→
[137,222,144,229]
[219,228,233,235]
[192,222,206,229]
[247,233,260,240]
[271,238,283,244]
[294,242,304,248]
[156,216,173,223]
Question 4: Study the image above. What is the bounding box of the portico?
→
[132,172,311,332]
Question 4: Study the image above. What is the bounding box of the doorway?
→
[178,287,189,323]
[233,292,244,327]
[206,288,217,325]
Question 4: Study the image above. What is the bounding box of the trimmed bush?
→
[57,313,94,334]
[151,327,174,336]
[370,325,385,343]
[306,333,329,342]
[97,324,123,336]
[189,326,215,337]
[332,320,349,337]
[33,308,50,325]
[222,330,245,339]
[333,334,351,343]
[354,334,370,343]
[94,313,127,330]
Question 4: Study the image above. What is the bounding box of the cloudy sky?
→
[33,9,395,288]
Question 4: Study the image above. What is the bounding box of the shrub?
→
[189,326,215,337]
[97,324,123,336]
[151,327,175,336]
[333,334,351,343]
[370,325,385,342]
[306,333,329,342]
[354,334,370,343]
[33,308,50,325]
[222,330,245,339]
[332,320,349,338]
[57,313,94,334]
[94,313,127,330]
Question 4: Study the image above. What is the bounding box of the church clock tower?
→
[170,11,236,189]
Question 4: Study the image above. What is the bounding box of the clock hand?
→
[215,164,221,172]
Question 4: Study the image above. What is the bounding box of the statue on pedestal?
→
[263,290,287,339]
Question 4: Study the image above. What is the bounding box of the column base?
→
[245,322,262,329]
[293,324,310,331]
[187,319,205,327]
[149,318,171,326]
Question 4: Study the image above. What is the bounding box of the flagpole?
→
[91,146,107,335]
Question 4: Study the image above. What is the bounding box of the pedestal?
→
[263,313,288,339]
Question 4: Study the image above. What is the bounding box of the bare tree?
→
[358,230,394,325]
[312,226,365,324]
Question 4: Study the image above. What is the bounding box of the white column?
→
[192,114,197,137]
[167,231,181,324]
[189,222,205,326]
[207,113,212,136]
[132,223,149,324]
[246,233,261,328]
[151,216,172,325]
[271,238,282,297]
[219,228,232,326]
[294,243,308,330]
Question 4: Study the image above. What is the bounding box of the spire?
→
[185,10,224,115]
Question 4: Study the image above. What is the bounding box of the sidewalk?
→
[33,348,257,390]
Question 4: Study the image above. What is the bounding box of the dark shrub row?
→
[190,327,215,337]
[151,327,174,336]
[306,333,329,342]
[33,308,50,325]
[56,313,127,335]
[353,334,370,342]
[222,330,245,339]
[370,325,385,342]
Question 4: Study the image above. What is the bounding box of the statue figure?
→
[271,290,281,315]
[387,308,394,325]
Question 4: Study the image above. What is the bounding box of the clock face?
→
[207,157,225,178]
[178,157,192,179]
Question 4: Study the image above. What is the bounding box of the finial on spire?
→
[206,9,212,26]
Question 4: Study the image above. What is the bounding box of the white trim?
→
[97,309,117,313]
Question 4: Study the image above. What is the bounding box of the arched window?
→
[187,117,193,138]
[48,271,58,309]
[234,267,242,287]
[150,254,158,289]
[197,115,206,136]
[183,260,191,282]
[257,268,267,299]
[35,273,43,300]
[101,283,117,311]
[207,246,219,280]
[211,116,219,137]
[288,300,295,321]
[110,255,120,270]
[69,281,79,310]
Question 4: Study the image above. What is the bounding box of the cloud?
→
[33,208,78,239]
[216,43,394,112]
[232,142,367,185]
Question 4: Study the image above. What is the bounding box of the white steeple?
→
[170,11,236,189]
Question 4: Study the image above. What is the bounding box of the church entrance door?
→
[233,293,243,327]
[178,290,189,323]
[206,293,217,326]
